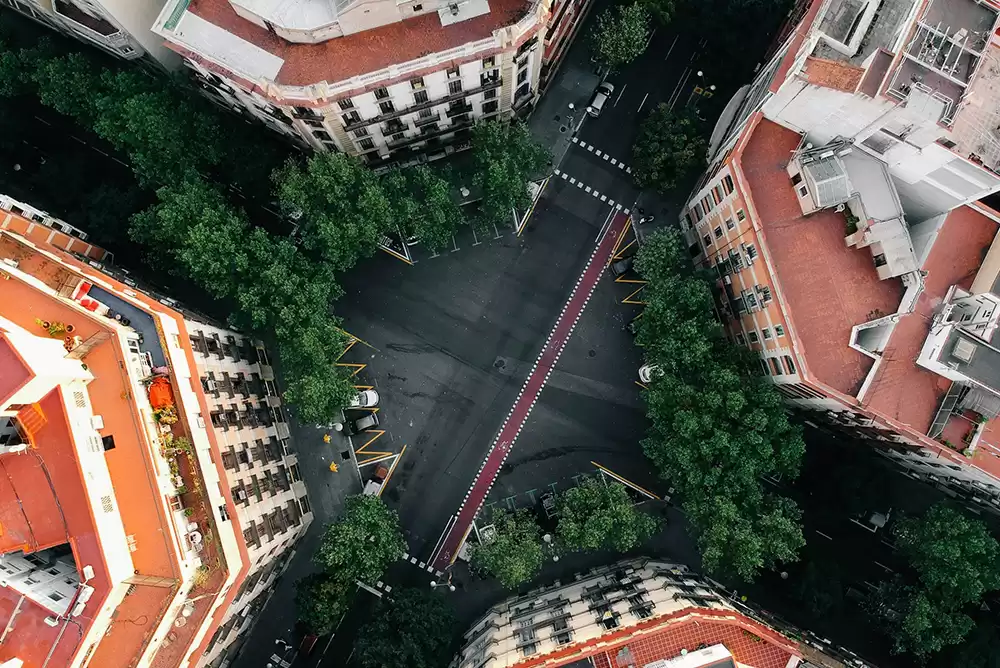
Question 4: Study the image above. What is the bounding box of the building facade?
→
[1,0,180,67]
[150,0,591,167]
[0,194,311,668]
[454,558,867,668]
[681,0,1000,511]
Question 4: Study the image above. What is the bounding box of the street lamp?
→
[542,534,560,562]
[431,573,456,591]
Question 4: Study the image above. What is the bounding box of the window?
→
[742,289,759,311]
[736,209,746,221]
[410,77,424,90]
[761,360,771,375]
[748,331,760,344]
[354,127,369,138]
[120,46,136,56]
[392,132,406,141]
[358,137,375,150]
[775,324,785,337]
[447,65,460,78]
[418,108,434,119]
[744,243,758,263]
[101,435,116,451]
[555,632,572,644]
[702,234,712,248]
[337,98,355,110]
[48,591,65,602]
[412,2,422,8]
[343,110,361,124]
[797,185,808,197]
[313,129,331,141]
[299,495,312,515]
[374,86,389,100]
[448,79,463,95]
[482,56,495,69]
[758,285,772,303]
[713,226,723,239]
[379,100,395,114]
[723,174,734,193]
[791,172,802,185]
[874,253,887,267]
[762,327,772,340]
[517,68,528,84]
[770,357,783,375]
[725,218,735,230]
[414,89,428,104]
[483,100,499,114]
[783,355,796,375]
[484,88,497,100]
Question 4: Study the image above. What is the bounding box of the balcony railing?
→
[413,112,441,127]
[446,103,473,118]
[53,0,125,42]
[343,79,503,131]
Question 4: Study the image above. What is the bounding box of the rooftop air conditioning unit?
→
[449,3,460,14]
[819,150,835,160]
[953,337,978,363]
[43,616,59,627]
[90,415,105,430]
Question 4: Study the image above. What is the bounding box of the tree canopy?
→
[556,477,659,552]
[314,495,407,585]
[635,230,805,581]
[383,166,464,252]
[868,504,1000,658]
[355,588,457,668]
[592,3,651,72]
[469,509,545,589]
[470,120,549,227]
[632,106,706,195]
[294,573,354,635]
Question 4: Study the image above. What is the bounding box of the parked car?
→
[346,412,380,435]
[639,364,661,383]
[587,82,615,117]
[349,389,380,408]
[610,255,633,277]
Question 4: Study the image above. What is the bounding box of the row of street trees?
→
[633,230,805,582]
[469,478,659,588]
[296,495,407,634]
[0,13,548,423]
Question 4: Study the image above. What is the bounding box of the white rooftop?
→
[230,0,342,30]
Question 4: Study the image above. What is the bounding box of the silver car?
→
[587,82,615,117]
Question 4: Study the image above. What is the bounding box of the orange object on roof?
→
[148,376,175,409]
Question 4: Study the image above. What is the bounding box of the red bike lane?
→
[431,212,631,570]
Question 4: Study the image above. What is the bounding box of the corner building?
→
[683,0,1000,511]
[150,0,592,166]
[0,194,312,668]
[454,558,866,668]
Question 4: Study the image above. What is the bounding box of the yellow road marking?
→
[615,275,646,284]
[591,461,660,500]
[353,384,374,390]
[517,177,550,237]
[337,338,357,361]
[338,328,378,351]
[355,429,392,466]
[377,445,407,497]
[622,285,646,305]
[634,380,648,390]
[607,217,634,266]
[613,238,636,260]
[379,246,414,264]
[336,362,367,377]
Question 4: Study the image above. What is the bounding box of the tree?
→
[469,509,544,589]
[592,3,651,72]
[470,120,549,228]
[383,166,464,252]
[894,503,1000,607]
[634,230,805,582]
[633,105,706,195]
[294,573,354,635]
[640,0,674,25]
[314,495,407,584]
[355,588,457,668]
[556,477,659,552]
[274,152,394,271]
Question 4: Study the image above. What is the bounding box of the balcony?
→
[342,78,503,131]
[52,0,125,43]
[446,103,473,118]
[413,112,441,127]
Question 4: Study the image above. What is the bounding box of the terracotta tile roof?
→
[802,56,864,92]
[862,206,998,430]
[0,390,114,668]
[185,0,531,86]
[0,335,32,406]
[513,607,799,668]
[739,119,904,396]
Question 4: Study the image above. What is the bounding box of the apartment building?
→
[1,0,180,67]
[150,0,591,166]
[681,0,1000,510]
[454,558,865,668]
[0,194,311,668]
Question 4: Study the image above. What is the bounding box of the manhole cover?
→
[493,357,506,370]
[559,125,567,133]
[588,349,596,358]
